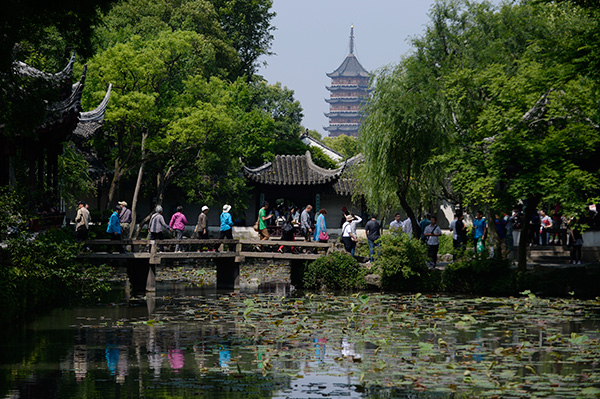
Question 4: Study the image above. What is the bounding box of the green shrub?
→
[0,226,111,322]
[442,251,517,295]
[438,234,453,255]
[375,234,429,290]
[304,251,365,290]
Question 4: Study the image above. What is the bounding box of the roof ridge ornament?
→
[349,25,354,55]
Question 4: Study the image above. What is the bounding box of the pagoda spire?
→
[349,25,354,55]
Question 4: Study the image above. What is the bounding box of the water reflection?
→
[2,282,600,399]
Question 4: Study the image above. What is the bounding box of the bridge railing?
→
[82,238,333,255]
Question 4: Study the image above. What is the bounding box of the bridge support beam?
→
[127,259,156,293]
[290,259,306,289]
[216,258,239,290]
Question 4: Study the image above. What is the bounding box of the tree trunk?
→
[399,193,421,238]
[484,207,501,258]
[132,165,174,239]
[106,159,122,209]
[129,132,147,239]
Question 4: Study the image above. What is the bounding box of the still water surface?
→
[2,278,600,398]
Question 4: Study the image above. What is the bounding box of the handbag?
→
[318,231,329,241]
[253,221,259,232]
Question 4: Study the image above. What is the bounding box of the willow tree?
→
[359,58,448,238]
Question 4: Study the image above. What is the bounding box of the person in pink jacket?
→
[169,206,188,252]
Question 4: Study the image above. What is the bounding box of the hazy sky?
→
[258,0,499,137]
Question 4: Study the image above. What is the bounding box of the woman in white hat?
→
[220,204,233,239]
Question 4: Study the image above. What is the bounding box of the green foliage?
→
[210,0,275,76]
[58,143,96,207]
[304,251,365,290]
[308,147,337,170]
[0,227,111,321]
[438,234,454,256]
[374,234,429,290]
[442,253,517,295]
[322,134,360,159]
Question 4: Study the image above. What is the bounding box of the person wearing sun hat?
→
[195,205,210,239]
[220,204,234,239]
[118,200,132,238]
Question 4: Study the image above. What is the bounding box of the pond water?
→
[2,270,600,398]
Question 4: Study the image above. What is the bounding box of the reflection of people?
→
[168,349,185,373]
[313,337,327,363]
[73,345,88,382]
[147,325,163,378]
[219,345,231,372]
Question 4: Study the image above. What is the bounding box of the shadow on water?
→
[2,278,600,398]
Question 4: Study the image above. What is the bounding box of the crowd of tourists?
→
[76,200,590,264]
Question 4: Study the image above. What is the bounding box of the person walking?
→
[424,216,442,268]
[450,213,459,249]
[194,205,209,239]
[75,200,90,243]
[568,217,583,264]
[341,214,358,255]
[118,201,132,239]
[220,204,234,239]
[455,214,467,250]
[149,205,169,252]
[364,214,381,263]
[279,206,297,253]
[107,204,125,253]
[313,209,329,242]
[419,213,431,243]
[539,210,553,246]
[339,207,349,228]
[300,205,313,242]
[169,206,188,252]
[473,211,488,252]
[389,213,403,233]
[258,201,272,241]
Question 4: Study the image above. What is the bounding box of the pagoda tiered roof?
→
[326,53,369,78]
[326,84,369,92]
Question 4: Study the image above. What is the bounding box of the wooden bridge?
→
[80,239,334,292]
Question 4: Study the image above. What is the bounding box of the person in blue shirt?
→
[220,204,234,239]
[106,205,125,253]
[419,213,431,243]
[473,210,488,251]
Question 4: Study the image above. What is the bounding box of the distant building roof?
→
[300,130,344,163]
[327,53,369,78]
[243,151,344,186]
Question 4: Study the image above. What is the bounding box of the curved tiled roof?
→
[73,84,112,139]
[327,54,369,78]
[243,151,344,185]
[13,52,75,84]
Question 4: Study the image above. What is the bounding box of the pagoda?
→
[324,26,370,137]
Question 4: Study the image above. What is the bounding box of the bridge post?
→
[216,258,239,289]
[127,259,156,293]
[290,259,306,289]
